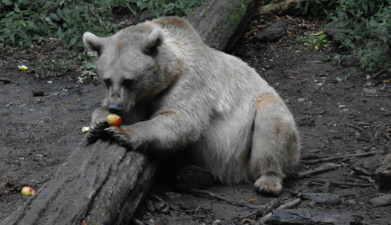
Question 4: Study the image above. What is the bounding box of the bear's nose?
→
[108,104,123,114]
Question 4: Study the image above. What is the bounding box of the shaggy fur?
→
[83,17,300,195]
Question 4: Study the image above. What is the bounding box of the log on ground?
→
[0,140,156,225]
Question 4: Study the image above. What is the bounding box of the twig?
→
[188,189,261,209]
[373,124,387,142]
[255,198,301,225]
[311,179,373,188]
[241,199,280,218]
[294,107,328,115]
[132,219,145,225]
[351,166,372,176]
[358,175,378,190]
[365,94,391,97]
[345,123,366,134]
[296,163,341,178]
[347,94,358,102]
[301,152,377,165]
[150,193,175,211]
[373,65,391,78]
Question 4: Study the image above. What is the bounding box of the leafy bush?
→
[135,0,202,20]
[297,0,391,73]
[0,0,203,52]
[0,0,115,52]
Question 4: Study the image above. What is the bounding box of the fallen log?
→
[0,140,157,225]
[1,1,257,224]
[188,0,257,51]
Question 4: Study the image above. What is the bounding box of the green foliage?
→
[79,51,99,83]
[297,0,391,73]
[0,0,203,51]
[296,32,328,50]
[136,0,202,20]
[0,0,115,51]
[0,0,203,80]
[296,0,337,17]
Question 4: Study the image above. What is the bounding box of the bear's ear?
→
[144,28,165,55]
[83,32,104,55]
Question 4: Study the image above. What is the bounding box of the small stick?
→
[150,193,175,211]
[345,123,366,134]
[301,152,377,165]
[358,175,378,189]
[241,199,280,218]
[255,198,301,225]
[188,189,261,209]
[373,124,387,142]
[311,179,373,187]
[373,65,391,78]
[296,163,341,178]
[365,94,391,97]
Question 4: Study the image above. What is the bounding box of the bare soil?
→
[1,13,391,225]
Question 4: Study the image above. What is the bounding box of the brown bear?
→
[83,17,300,196]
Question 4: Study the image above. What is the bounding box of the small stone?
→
[347,200,356,205]
[363,88,376,95]
[302,193,341,205]
[370,194,391,207]
[270,208,363,225]
[308,200,317,207]
[297,98,305,102]
[212,220,222,225]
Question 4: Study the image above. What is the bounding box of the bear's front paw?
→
[87,119,109,143]
[254,174,283,196]
[105,126,133,149]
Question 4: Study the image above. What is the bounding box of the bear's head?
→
[83,22,183,115]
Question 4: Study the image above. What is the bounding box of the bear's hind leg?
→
[249,101,300,196]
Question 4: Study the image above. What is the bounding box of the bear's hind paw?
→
[254,174,283,196]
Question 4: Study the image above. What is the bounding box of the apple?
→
[21,186,36,196]
[107,114,122,126]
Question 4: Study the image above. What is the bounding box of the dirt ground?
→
[1,12,391,225]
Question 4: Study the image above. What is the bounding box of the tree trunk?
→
[260,0,301,15]
[0,140,156,225]
[1,1,256,224]
[188,0,257,52]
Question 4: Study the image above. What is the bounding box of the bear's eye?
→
[103,78,112,87]
[123,79,134,88]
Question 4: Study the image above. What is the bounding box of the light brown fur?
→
[83,17,300,196]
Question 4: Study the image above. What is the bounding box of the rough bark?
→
[0,140,156,225]
[260,0,301,15]
[188,0,257,52]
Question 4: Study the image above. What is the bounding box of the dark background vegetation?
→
[1,1,391,224]
[0,0,390,75]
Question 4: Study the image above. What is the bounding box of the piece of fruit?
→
[21,186,36,196]
[82,126,90,133]
[18,65,28,71]
[107,114,122,126]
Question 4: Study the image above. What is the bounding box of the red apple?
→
[107,114,122,126]
[21,186,36,196]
